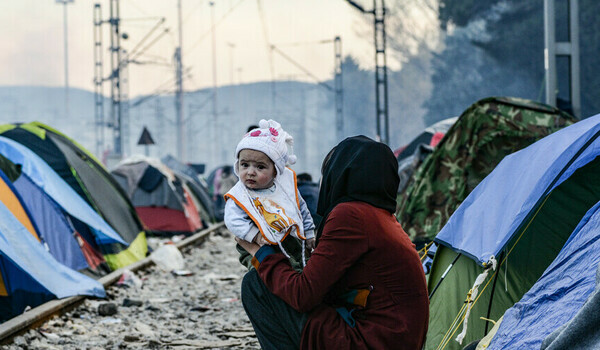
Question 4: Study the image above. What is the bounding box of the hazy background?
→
[0,0,598,179]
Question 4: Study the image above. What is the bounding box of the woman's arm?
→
[255,203,369,313]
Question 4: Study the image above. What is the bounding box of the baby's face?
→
[238,149,276,190]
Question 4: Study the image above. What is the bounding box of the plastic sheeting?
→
[435,114,600,265]
[0,199,105,321]
[487,201,600,349]
[13,172,89,271]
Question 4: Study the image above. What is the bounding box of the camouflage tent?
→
[396,97,577,244]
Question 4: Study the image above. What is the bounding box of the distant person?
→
[224,119,316,271]
[211,165,237,221]
[296,172,320,227]
[218,166,237,196]
[237,135,429,349]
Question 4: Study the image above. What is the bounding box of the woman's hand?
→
[253,233,269,246]
[306,238,316,251]
[236,237,261,256]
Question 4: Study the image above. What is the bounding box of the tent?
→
[396,117,458,196]
[484,202,600,349]
[0,136,123,273]
[0,122,147,269]
[173,171,215,226]
[425,113,600,350]
[161,154,217,224]
[0,197,105,322]
[396,97,576,245]
[111,156,204,235]
[394,117,457,160]
[0,155,40,241]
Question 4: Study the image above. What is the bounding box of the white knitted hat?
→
[235,119,297,176]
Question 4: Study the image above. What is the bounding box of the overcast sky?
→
[0,0,380,97]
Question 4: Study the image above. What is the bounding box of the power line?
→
[274,39,335,47]
[182,0,206,26]
[346,0,390,145]
[185,0,247,56]
[256,0,275,111]
[270,45,333,92]
[128,27,170,62]
[119,16,165,22]
[122,17,167,62]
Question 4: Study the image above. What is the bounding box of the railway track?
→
[0,223,259,349]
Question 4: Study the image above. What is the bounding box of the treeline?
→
[426,0,600,124]
[329,0,599,147]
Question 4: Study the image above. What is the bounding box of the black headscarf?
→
[315,135,399,241]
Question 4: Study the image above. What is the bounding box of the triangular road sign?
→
[137,126,155,145]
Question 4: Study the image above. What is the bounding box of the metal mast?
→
[374,0,389,144]
[175,0,184,160]
[121,54,130,156]
[544,0,580,117]
[346,0,389,144]
[210,1,218,169]
[334,36,343,141]
[93,3,105,156]
[155,99,165,148]
[57,0,74,120]
[109,0,123,157]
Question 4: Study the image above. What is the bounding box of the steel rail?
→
[0,222,226,344]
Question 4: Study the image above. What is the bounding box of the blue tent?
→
[487,201,600,349]
[0,136,125,273]
[436,113,600,265]
[426,114,600,349]
[13,171,90,271]
[0,199,105,322]
[0,136,125,245]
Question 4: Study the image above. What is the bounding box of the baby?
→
[224,119,315,268]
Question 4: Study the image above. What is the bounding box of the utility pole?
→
[346,0,389,144]
[109,0,123,157]
[121,53,130,156]
[93,3,104,156]
[210,1,218,169]
[334,36,343,141]
[155,99,165,149]
[56,0,74,120]
[175,0,185,160]
[544,0,580,117]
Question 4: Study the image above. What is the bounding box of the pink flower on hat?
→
[269,127,278,136]
[250,130,261,137]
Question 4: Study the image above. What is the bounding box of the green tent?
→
[0,122,147,270]
[396,97,576,246]
[425,114,600,350]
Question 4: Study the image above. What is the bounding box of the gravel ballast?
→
[2,231,260,350]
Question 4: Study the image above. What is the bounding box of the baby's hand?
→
[306,238,316,251]
[253,233,269,246]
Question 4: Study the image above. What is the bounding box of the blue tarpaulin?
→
[435,114,600,265]
[0,199,105,321]
[0,136,125,245]
[487,201,600,349]
[12,171,89,271]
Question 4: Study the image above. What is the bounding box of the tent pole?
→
[429,252,461,299]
